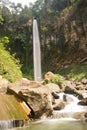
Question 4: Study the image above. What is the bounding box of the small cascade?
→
[0,120,24,129]
[58,93,84,112]
[52,93,87,120]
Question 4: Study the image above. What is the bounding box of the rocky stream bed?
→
[0,72,87,129]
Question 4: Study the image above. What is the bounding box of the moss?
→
[0,95,28,120]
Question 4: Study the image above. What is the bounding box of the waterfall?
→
[33,19,42,81]
[0,120,24,129]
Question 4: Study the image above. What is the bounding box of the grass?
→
[58,64,87,81]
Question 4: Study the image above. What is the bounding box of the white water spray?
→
[33,19,42,81]
[52,93,87,119]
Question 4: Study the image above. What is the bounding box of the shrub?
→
[0,37,22,82]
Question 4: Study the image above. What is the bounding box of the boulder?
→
[78,99,87,106]
[63,94,74,103]
[8,78,41,88]
[53,100,65,110]
[75,81,84,90]
[44,72,56,81]
[81,78,87,84]
[45,83,61,93]
[84,84,87,90]
[62,80,76,90]
[73,112,87,120]
[81,91,87,98]
[7,84,53,119]
[84,113,87,118]
[62,81,83,100]
[51,91,59,99]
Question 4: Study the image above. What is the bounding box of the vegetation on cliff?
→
[0,37,22,82]
[0,0,87,81]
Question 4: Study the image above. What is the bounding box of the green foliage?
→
[0,14,3,24]
[0,39,22,82]
[51,74,65,87]
[0,0,86,79]
[76,0,85,8]
[51,0,71,12]
[0,36,9,47]
[44,74,65,88]
[58,64,87,81]
[22,67,33,80]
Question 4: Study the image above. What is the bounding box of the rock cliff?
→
[51,0,87,69]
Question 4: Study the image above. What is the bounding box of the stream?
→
[1,93,87,130]
[14,92,87,130]
[12,119,87,130]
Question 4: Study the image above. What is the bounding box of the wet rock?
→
[51,91,59,99]
[84,113,87,118]
[78,99,87,106]
[73,112,86,120]
[63,94,74,103]
[63,85,83,100]
[84,84,87,90]
[64,86,83,99]
[53,100,65,111]
[81,91,87,98]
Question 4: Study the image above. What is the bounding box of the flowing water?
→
[33,19,42,81]
[1,93,87,130]
[10,119,87,130]
[0,120,24,129]
[52,93,87,119]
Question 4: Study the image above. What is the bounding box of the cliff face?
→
[64,0,87,51]
[51,0,87,69]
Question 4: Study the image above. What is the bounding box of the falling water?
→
[0,120,24,129]
[33,19,42,81]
